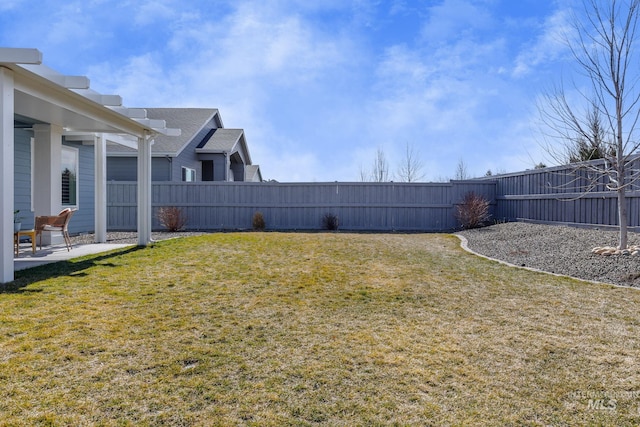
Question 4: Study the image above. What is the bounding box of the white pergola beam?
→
[13,74,149,137]
[20,64,89,89]
[7,51,177,136]
[56,75,90,89]
[133,119,181,136]
[76,93,123,106]
[0,48,42,64]
[108,107,148,119]
[106,134,138,149]
[62,131,97,141]
[159,128,181,137]
[134,118,166,128]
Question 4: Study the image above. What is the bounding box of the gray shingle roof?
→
[197,128,244,152]
[245,165,262,182]
[107,108,220,155]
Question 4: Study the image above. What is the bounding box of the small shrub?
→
[455,192,491,229]
[322,213,339,231]
[252,211,266,231]
[156,206,188,232]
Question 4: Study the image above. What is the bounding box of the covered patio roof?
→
[1,48,179,138]
[0,47,180,283]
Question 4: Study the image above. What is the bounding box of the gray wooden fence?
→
[487,157,640,229]
[107,181,497,232]
[108,158,640,232]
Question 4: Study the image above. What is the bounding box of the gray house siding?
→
[231,161,245,182]
[63,140,95,234]
[171,121,217,181]
[107,157,171,181]
[107,157,136,180]
[199,153,227,181]
[152,158,171,181]
[172,155,201,182]
[14,129,34,230]
[106,118,220,183]
[13,132,95,234]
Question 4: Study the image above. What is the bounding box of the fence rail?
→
[107,181,497,232]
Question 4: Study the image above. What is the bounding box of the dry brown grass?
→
[1,232,639,425]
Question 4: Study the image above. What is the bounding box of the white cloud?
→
[359,5,553,178]
[34,3,89,45]
[420,0,495,43]
[0,0,577,181]
[512,8,572,77]
[132,0,179,26]
[0,0,23,11]
[173,3,351,85]
[87,53,184,107]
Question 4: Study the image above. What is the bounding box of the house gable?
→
[106,107,262,182]
[196,128,254,181]
[107,108,223,181]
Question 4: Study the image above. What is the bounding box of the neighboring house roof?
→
[198,128,243,152]
[106,106,262,181]
[245,165,263,182]
[107,108,221,156]
[196,128,252,165]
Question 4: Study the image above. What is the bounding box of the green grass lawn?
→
[1,232,639,426]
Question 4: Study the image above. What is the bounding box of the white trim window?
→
[61,146,79,207]
[182,166,196,182]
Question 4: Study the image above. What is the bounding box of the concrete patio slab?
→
[14,242,134,271]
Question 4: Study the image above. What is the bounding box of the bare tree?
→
[371,147,390,182]
[358,147,391,182]
[358,164,369,182]
[397,142,425,182]
[540,0,640,249]
[454,158,469,180]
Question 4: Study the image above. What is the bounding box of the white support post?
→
[137,134,153,246]
[32,124,63,246]
[0,67,14,283]
[94,134,107,243]
[225,153,230,181]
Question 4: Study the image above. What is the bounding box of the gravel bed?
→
[458,222,640,288]
[70,231,208,246]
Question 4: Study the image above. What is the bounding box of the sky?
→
[0,0,583,182]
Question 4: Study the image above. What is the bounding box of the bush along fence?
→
[107,181,497,232]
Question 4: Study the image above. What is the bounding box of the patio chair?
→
[35,208,76,251]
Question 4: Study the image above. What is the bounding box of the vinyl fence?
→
[107,181,497,232]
